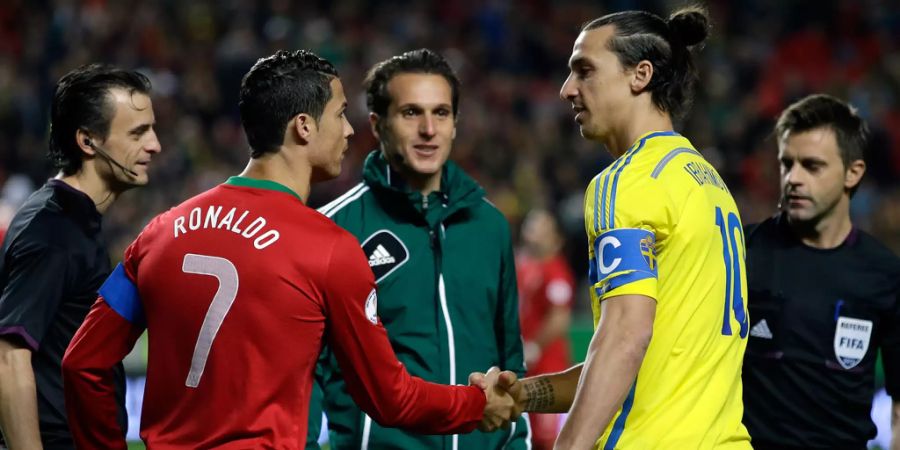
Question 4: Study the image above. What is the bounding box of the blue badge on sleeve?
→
[593,228,658,295]
[99,264,145,326]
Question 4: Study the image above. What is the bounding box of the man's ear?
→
[294,113,316,144]
[369,112,381,141]
[75,129,97,156]
[630,60,654,94]
[844,159,866,191]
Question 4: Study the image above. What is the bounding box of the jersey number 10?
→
[715,207,748,338]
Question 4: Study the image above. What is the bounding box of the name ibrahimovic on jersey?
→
[172,205,281,250]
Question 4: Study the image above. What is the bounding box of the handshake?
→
[469,367,525,432]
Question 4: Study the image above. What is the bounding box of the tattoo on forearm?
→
[524,378,554,412]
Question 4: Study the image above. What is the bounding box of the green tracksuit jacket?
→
[307,151,529,450]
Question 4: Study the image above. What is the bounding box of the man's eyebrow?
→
[569,56,589,69]
[129,123,152,136]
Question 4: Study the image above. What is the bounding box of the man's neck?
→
[789,202,854,249]
[55,170,117,214]
[604,108,674,158]
[389,162,442,196]
[239,152,311,202]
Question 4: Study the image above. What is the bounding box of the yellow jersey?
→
[584,131,752,449]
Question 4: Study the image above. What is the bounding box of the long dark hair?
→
[583,6,710,119]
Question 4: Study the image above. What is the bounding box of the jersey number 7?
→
[182,253,239,387]
[716,207,748,338]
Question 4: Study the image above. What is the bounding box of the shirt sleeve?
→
[882,289,900,397]
[62,242,146,450]
[0,240,71,350]
[63,298,143,450]
[322,232,486,434]
[584,173,667,302]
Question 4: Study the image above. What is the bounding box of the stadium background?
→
[0,0,896,448]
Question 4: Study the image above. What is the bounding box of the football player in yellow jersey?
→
[471,6,752,450]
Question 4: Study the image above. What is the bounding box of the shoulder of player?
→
[743,216,779,245]
[852,229,900,271]
[3,198,89,253]
[468,196,511,230]
[316,182,371,220]
[594,136,693,190]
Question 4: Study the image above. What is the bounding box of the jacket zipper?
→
[434,223,458,450]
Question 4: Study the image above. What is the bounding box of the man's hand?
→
[471,367,517,432]
[471,365,583,415]
[496,371,525,418]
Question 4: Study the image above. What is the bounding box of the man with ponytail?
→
[473,6,753,449]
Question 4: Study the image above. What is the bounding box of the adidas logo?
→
[749,319,773,339]
[368,245,396,267]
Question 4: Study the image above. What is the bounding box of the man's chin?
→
[786,208,817,225]
[579,124,603,142]
[409,160,444,177]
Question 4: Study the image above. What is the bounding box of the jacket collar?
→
[361,150,485,224]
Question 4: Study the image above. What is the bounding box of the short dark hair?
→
[239,50,338,158]
[49,64,151,175]
[364,48,460,118]
[775,94,868,168]
[583,6,710,120]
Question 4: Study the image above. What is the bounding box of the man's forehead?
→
[570,26,614,64]
[779,127,841,159]
[327,78,347,105]
[387,73,452,104]
[108,87,152,112]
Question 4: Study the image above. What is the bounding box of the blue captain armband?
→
[99,264,145,326]
[591,228,658,296]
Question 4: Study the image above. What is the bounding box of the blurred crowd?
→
[2,0,900,315]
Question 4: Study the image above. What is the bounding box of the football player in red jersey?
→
[61,50,516,449]
[515,209,575,449]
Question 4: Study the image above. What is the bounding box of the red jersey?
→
[62,177,485,449]
[515,253,574,374]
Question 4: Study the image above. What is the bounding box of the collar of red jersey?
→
[224,176,303,202]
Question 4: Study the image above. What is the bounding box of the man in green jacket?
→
[307,49,530,449]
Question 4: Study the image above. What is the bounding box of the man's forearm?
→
[554,294,655,450]
[0,339,42,450]
[518,363,583,413]
[554,322,649,450]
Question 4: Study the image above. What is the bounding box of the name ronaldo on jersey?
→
[173,205,281,250]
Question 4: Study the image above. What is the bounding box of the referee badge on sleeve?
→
[833,316,872,369]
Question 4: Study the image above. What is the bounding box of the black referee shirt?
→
[743,214,900,450]
[0,180,126,449]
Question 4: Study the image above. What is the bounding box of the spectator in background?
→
[0,64,160,449]
[309,48,529,450]
[742,94,900,450]
[515,208,574,450]
[0,176,34,245]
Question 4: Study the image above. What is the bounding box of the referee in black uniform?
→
[0,65,160,449]
[743,94,900,450]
